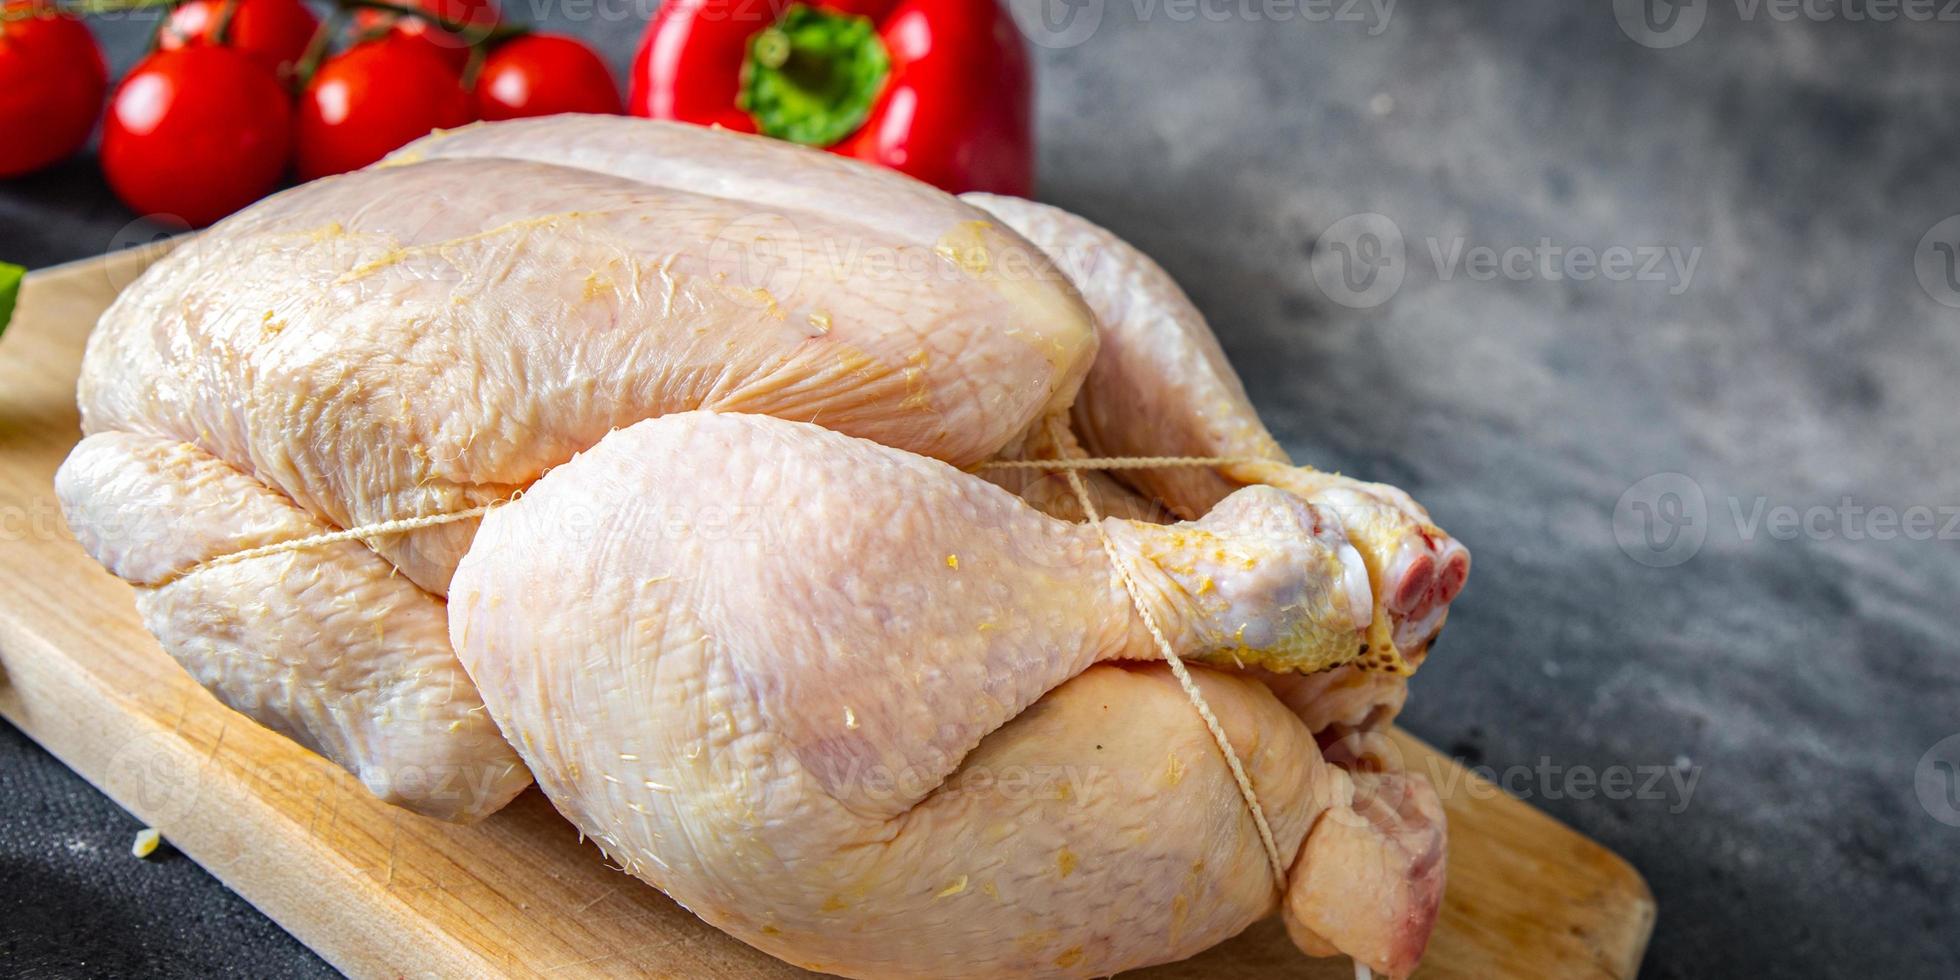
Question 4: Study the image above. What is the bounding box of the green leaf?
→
[0,262,22,340]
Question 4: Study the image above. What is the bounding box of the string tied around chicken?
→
[1035,416,1292,897]
[976,453,1272,471]
[167,430,1294,897]
[182,505,503,578]
[177,451,1276,580]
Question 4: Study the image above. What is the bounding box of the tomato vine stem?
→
[210,0,239,44]
[36,0,523,42]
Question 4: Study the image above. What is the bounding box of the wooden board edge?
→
[1396,733,1657,979]
[3,585,1659,980]
[0,604,495,980]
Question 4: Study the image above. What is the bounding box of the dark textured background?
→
[4,1,1958,977]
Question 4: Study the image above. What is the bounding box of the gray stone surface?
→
[3,2,1957,977]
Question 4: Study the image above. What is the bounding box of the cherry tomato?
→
[475,34,622,121]
[0,3,107,178]
[354,0,499,72]
[101,47,292,227]
[296,38,473,181]
[160,0,320,73]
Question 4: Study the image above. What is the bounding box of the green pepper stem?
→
[752,27,790,70]
[737,3,891,149]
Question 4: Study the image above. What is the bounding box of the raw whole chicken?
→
[55,115,1465,976]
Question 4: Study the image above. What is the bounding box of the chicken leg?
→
[449,410,1443,976]
[962,194,1470,674]
[957,199,1457,968]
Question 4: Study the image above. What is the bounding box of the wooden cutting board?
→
[0,248,1654,979]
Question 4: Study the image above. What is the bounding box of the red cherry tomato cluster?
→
[0,0,622,227]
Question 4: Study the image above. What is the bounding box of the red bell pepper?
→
[629,0,1033,195]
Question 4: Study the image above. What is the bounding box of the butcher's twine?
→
[1038,418,1292,896]
[192,506,502,574]
[178,429,1295,898]
[977,453,1270,471]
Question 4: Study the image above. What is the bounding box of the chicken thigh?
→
[450,411,1443,977]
